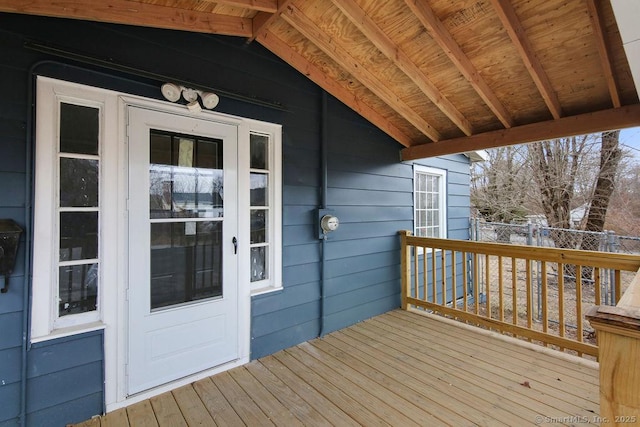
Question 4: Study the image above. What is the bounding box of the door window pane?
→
[59,212,98,261]
[60,103,99,155]
[60,158,99,207]
[58,263,98,316]
[197,139,219,169]
[150,133,172,164]
[150,221,223,310]
[150,130,223,219]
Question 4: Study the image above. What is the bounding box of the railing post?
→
[608,231,617,303]
[586,269,640,425]
[399,230,411,310]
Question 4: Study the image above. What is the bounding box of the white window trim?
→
[32,77,119,341]
[413,165,447,254]
[239,120,283,295]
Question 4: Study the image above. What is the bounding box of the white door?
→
[127,106,239,395]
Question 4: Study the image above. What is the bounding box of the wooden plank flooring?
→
[74,309,600,426]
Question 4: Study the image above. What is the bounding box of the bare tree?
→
[608,161,640,236]
[580,130,622,251]
[471,145,529,223]
[472,132,627,254]
[528,136,589,234]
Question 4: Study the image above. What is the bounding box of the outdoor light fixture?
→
[161,83,220,111]
[0,219,23,294]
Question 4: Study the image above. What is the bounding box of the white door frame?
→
[103,96,251,410]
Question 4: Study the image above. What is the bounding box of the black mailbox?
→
[0,219,23,293]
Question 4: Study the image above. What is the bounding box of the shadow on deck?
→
[74,309,600,426]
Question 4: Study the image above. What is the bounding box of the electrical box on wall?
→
[317,209,339,239]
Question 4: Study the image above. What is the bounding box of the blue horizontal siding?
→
[26,392,103,427]
[0,382,20,423]
[0,313,21,350]
[282,243,320,266]
[24,331,104,423]
[323,236,400,260]
[328,170,411,192]
[0,347,21,385]
[283,206,317,226]
[252,281,319,317]
[252,301,319,338]
[282,262,321,287]
[0,276,25,313]
[338,206,414,223]
[322,294,399,333]
[282,185,318,206]
[328,188,412,206]
[324,265,400,296]
[250,319,318,360]
[283,225,318,245]
[27,332,103,378]
[330,221,414,240]
[0,140,26,173]
[0,173,25,207]
[26,361,103,413]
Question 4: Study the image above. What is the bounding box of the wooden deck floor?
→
[75,309,600,426]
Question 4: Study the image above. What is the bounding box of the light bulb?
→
[201,92,219,109]
[161,83,181,102]
[182,88,199,103]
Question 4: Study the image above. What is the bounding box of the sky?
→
[620,126,640,160]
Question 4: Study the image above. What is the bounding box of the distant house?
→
[525,204,588,230]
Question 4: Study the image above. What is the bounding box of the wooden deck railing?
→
[586,268,640,424]
[399,231,640,358]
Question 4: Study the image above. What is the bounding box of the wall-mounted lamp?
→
[0,219,23,294]
[161,83,220,112]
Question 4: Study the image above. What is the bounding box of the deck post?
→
[399,230,411,310]
[586,269,640,426]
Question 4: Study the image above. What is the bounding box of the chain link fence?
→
[468,219,640,342]
[470,219,625,253]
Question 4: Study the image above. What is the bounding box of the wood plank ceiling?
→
[2,0,639,160]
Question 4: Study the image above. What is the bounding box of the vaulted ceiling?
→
[2,0,639,159]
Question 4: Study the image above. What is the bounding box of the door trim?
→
[104,95,251,411]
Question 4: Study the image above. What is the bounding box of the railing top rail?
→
[398,231,640,272]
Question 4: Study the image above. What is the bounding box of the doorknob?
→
[232,237,238,254]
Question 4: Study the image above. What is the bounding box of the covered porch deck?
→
[75,309,599,426]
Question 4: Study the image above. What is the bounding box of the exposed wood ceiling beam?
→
[332,0,473,136]
[249,0,295,43]
[490,0,562,119]
[586,0,621,108]
[401,104,640,160]
[404,0,514,128]
[209,0,277,14]
[256,29,413,147]
[281,3,442,141]
[0,0,252,37]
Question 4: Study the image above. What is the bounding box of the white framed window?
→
[413,165,447,239]
[241,122,282,295]
[32,77,118,340]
